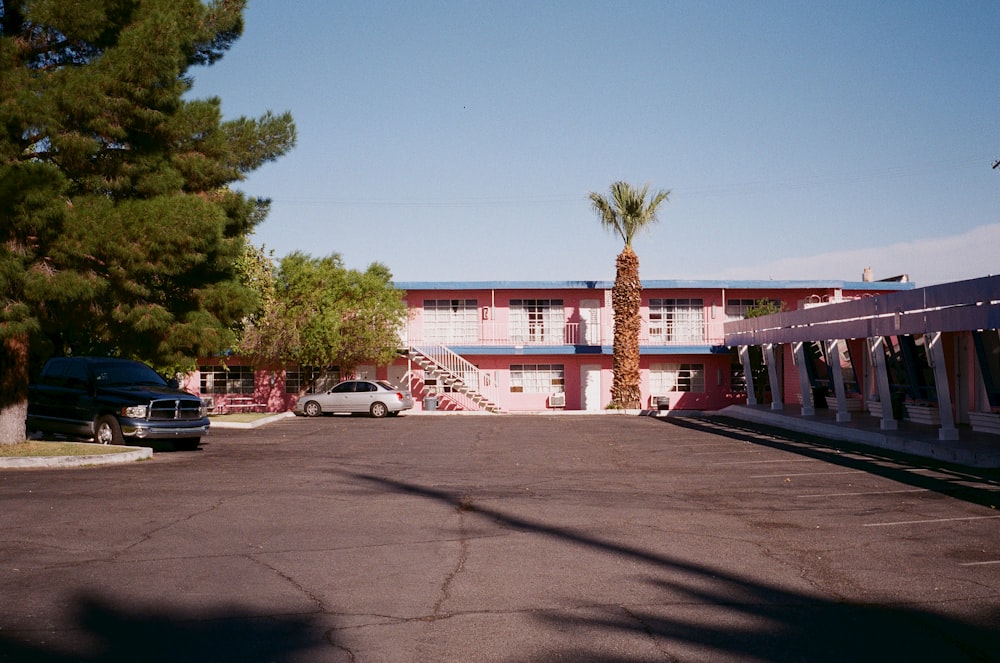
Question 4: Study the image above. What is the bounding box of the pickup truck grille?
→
[149,399,204,421]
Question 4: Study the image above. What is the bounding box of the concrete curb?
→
[0,444,152,469]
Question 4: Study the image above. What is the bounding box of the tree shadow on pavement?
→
[347,471,1000,663]
[0,593,329,663]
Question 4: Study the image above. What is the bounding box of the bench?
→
[903,402,940,426]
[969,411,1000,435]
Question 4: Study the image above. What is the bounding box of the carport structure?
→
[725,275,1000,443]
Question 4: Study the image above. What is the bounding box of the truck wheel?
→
[94,416,124,445]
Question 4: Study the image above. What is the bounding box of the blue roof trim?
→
[393,279,916,291]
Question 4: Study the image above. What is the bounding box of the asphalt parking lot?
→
[1,414,999,662]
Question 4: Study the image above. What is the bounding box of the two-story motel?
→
[194,277,914,414]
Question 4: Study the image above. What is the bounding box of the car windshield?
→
[93,362,167,387]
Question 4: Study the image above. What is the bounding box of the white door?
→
[580,300,601,346]
[581,365,601,411]
[354,364,376,380]
[388,364,409,391]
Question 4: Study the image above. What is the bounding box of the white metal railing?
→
[412,344,501,410]
[406,319,726,348]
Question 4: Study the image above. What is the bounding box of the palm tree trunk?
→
[611,246,642,409]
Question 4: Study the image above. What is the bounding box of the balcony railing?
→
[405,319,728,347]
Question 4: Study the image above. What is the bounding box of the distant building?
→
[192,277,915,415]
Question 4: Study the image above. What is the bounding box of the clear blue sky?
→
[191,1,1000,286]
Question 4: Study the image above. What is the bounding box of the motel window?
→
[648,299,704,343]
[509,300,565,344]
[650,363,705,393]
[423,299,479,344]
[199,365,255,395]
[286,366,339,394]
[510,364,565,393]
[726,298,782,321]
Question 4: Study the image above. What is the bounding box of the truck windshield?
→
[93,362,167,387]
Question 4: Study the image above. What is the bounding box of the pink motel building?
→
[193,277,914,414]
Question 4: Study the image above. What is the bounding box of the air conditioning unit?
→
[549,392,566,408]
[651,395,670,411]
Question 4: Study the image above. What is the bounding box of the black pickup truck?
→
[27,357,210,449]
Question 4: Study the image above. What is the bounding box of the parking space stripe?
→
[713,458,819,465]
[959,560,1000,566]
[750,470,867,478]
[796,489,930,499]
[863,515,1000,527]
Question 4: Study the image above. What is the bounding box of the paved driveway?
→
[1,415,999,662]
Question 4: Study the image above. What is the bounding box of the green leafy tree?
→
[589,181,670,409]
[0,0,296,443]
[237,252,409,393]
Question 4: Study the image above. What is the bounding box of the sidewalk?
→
[716,403,1000,469]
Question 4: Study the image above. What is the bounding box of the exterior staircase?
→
[403,345,502,413]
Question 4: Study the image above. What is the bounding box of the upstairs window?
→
[648,299,704,343]
[509,299,565,344]
[423,299,479,344]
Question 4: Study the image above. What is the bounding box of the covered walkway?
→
[722,274,1000,469]
[717,403,1000,469]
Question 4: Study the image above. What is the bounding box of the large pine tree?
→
[0,0,296,443]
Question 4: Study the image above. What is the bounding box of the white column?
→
[826,339,851,423]
[764,343,783,410]
[792,342,815,416]
[739,345,757,406]
[926,332,959,441]
[868,336,898,431]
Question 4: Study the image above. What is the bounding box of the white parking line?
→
[863,515,1000,527]
[959,560,1000,566]
[796,488,930,499]
[750,470,866,478]
[714,458,819,465]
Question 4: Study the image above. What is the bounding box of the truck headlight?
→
[121,405,148,418]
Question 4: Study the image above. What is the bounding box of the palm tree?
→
[589,181,670,409]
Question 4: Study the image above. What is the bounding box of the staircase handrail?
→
[412,344,501,411]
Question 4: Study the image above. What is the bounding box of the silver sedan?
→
[295,379,414,418]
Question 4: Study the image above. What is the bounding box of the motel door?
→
[580,300,601,346]
[581,365,602,411]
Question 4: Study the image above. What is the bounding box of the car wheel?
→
[94,415,124,445]
[303,401,322,417]
[370,401,388,418]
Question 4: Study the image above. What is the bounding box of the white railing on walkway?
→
[408,320,726,348]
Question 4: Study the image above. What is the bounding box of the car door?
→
[355,381,378,411]
[326,381,356,413]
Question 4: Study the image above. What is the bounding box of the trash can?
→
[655,396,670,412]
[423,396,438,412]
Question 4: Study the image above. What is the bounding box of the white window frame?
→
[423,299,479,344]
[650,362,705,393]
[509,299,565,344]
[648,299,705,343]
[509,364,565,393]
